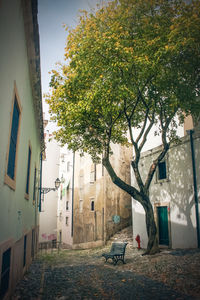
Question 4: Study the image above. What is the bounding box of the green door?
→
[157,206,169,245]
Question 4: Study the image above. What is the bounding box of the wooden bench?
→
[102,242,128,265]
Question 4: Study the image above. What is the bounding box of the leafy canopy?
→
[47,0,200,161]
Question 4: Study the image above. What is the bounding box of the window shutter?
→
[7,99,20,179]
[26,147,31,194]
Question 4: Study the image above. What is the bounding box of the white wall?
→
[39,134,60,242]
[131,134,200,249]
[57,146,74,246]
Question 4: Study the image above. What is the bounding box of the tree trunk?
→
[102,156,160,254]
[143,200,159,255]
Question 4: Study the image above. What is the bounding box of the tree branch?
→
[138,110,156,153]
[102,155,143,202]
[144,142,170,192]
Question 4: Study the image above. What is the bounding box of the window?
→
[5,87,22,190]
[25,145,32,199]
[33,167,37,204]
[23,235,27,267]
[156,157,169,184]
[91,200,95,211]
[79,199,83,213]
[65,217,69,225]
[158,161,167,180]
[90,164,96,183]
[0,248,11,299]
[7,99,20,179]
[66,201,69,210]
[31,229,35,258]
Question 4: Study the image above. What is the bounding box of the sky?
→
[38,0,106,126]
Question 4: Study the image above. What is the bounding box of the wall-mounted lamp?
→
[39,178,61,195]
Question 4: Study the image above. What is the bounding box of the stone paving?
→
[11,227,200,300]
[11,248,200,299]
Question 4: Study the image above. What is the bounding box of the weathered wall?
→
[104,144,132,240]
[73,143,132,247]
[73,156,105,245]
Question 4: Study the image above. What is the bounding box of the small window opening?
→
[91,200,94,211]
[158,161,167,180]
[26,146,31,195]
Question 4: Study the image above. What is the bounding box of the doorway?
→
[157,206,169,246]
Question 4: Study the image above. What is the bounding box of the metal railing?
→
[39,240,62,253]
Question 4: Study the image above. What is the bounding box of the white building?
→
[57,147,74,247]
[39,131,60,243]
[131,118,200,249]
[39,131,74,248]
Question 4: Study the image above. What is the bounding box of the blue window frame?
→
[33,167,37,202]
[26,146,31,195]
[31,229,35,258]
[7,98,20,179]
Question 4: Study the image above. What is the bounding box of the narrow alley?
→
[11,227,200,300]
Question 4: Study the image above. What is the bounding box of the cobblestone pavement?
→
[11,227,200,300]
[12,227,200,300]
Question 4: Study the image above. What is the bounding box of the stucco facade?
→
[0,0,44,298]
[57,147,74,247]
[72,144,132,249]
[131,124,200,249]
[39,131,60,243]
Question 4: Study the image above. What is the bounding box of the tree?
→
[46,0,200,254]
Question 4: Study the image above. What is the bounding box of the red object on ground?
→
[135,234,141,249]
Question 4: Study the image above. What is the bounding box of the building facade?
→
[0,0,44,298]
[39,130,60,244]
[131,120,200,249]
[51,143,132,249]
[71,144,132,249]
[57,146,74,247]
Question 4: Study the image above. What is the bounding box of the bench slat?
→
[102,242,128,265]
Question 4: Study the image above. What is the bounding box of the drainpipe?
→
[71,151,75,237]
[188,130,200,248]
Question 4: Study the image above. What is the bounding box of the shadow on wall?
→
[132,206,197,249]
[132,138,198,249]
[168,143,196,230]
